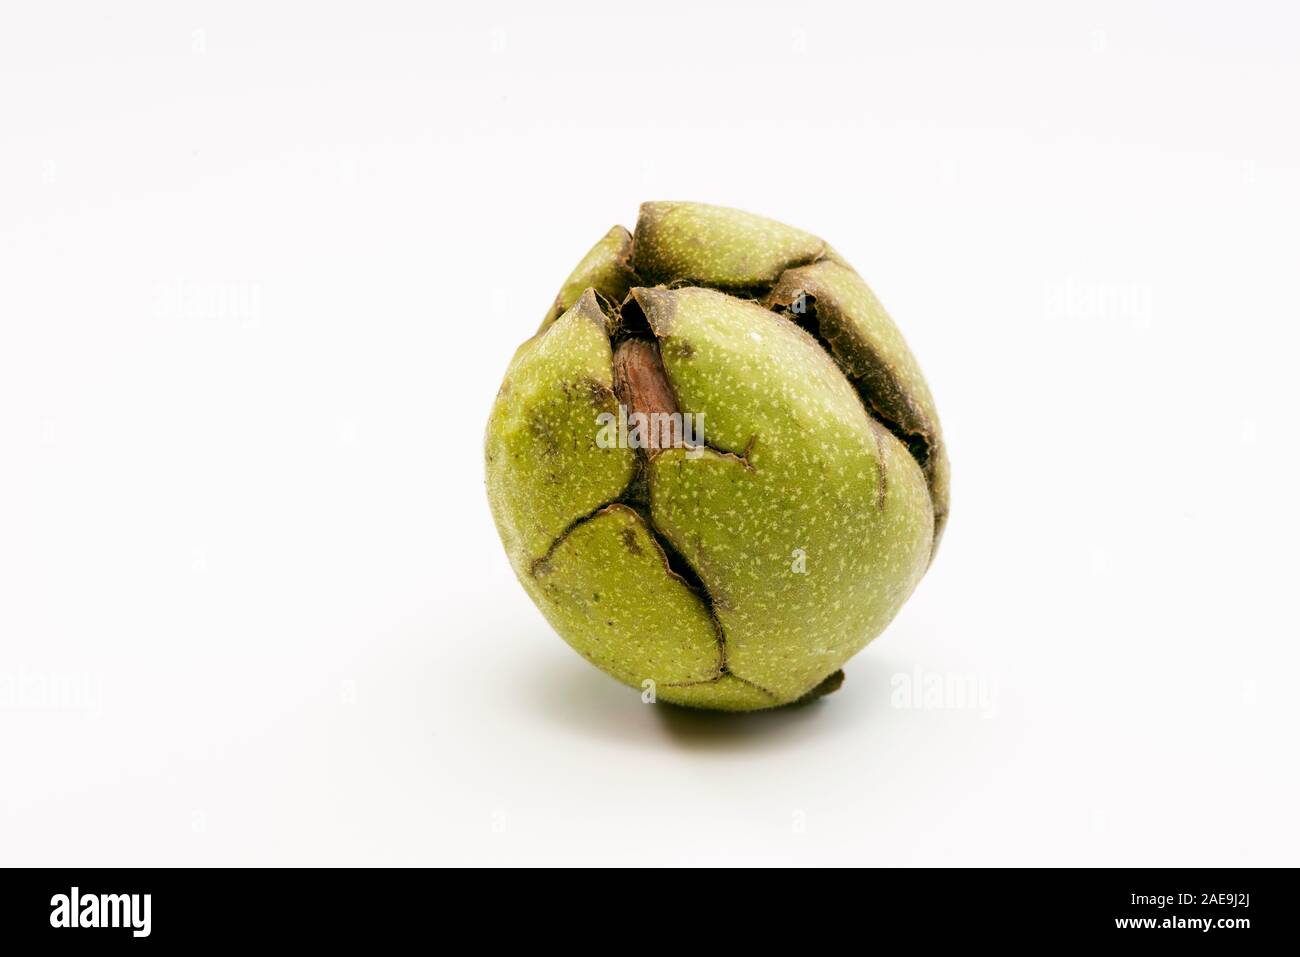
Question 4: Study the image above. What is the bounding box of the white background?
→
[2,1,1297,866]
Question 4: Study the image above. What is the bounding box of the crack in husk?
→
[527,493,741,690]
[770,286,935,473]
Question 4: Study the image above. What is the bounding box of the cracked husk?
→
[485,202,948,711]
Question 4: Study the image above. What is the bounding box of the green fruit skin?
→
[486,202,948,711]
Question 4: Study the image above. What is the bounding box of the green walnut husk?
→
[485,202,948,711]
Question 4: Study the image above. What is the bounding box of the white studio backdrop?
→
[1,1,1297,865]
